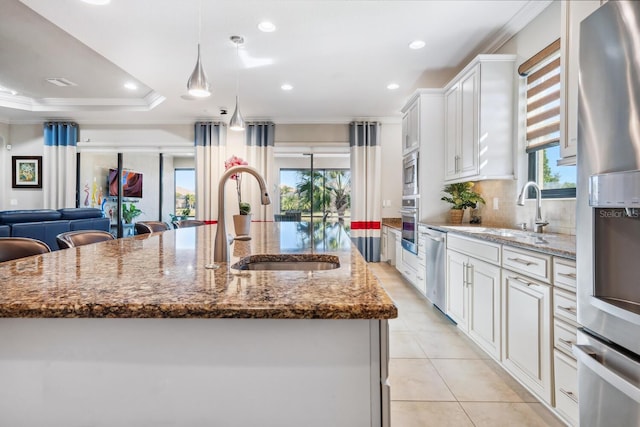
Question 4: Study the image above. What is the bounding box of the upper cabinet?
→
[402,100,420,155]
[444,55,516,183]
[558,0,602,166]
[401,90,446,221]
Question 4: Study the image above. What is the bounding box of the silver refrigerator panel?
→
[577,0,640,357]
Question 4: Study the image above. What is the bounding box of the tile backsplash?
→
[473,180,576,235]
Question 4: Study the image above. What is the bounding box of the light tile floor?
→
[368,262,566,427]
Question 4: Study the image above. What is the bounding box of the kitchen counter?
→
[0,222,397,319]
[421,222,576,259]
[0,221,394,426]
[381,217,401,230]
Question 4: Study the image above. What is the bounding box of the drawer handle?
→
[558,306,577,316]
[509,275,536,287]
[508,257,537,266]
[558,272,577,279]
[558,338,574,347]
[560,388,578,404]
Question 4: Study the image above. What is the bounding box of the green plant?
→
[122,203,142,223]
[441,182,485,210]
[239,202,251,215]
[169,213,187,222]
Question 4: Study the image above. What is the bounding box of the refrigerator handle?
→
[573,344,640,403]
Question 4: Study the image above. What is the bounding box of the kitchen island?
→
[0,222,397,427]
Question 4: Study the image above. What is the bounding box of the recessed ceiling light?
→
[258,21,276,32]
[387,83,400,90]
[281,84,293,91]
[124,82,138,90]
[409,40,426,50]
[80,0,111,4]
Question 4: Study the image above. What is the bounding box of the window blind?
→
[519,39,561,153]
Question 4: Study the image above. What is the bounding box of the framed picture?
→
[12,156,42,189]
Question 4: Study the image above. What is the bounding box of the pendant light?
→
[187,0,210,98]
[229,35,245,131]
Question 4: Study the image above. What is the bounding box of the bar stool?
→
[0,237,51,262]
[134,221,171,235]
[172,220,206,229]
[56,230,115,249]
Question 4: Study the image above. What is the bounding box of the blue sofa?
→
[0,208,110,251]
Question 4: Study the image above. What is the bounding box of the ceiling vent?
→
[46,78,78,87]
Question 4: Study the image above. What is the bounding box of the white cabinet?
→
[446,234,502,359]
[551,257,579,426]
[559,0,601,165]
[381,226,389,262]
[444,55,515,183]
[401,90,446,221]
[400,248,418,285]
[402,100,420,155]
[393,230,403,274]
[501,271,552,404]
[414,228,428,296]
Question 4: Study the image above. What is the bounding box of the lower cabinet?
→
[446,249,501,359]
[554,349,579,426]
[501,272,552,405]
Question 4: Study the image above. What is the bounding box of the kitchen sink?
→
[231,254,340,271]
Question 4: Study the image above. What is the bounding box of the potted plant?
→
[225,155,252,236]
[441,182,485,224]
[122,203,142,224]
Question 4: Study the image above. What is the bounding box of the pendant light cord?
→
[235,39,240,99]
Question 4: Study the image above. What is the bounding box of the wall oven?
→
[400,197,418,255]
[576,3,640,425]
[402,152,419,197]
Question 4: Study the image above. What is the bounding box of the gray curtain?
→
[194,122,226,222]
[245,122,275,221]
[349,121,382,262]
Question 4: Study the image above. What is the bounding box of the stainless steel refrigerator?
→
[576,2,640,426]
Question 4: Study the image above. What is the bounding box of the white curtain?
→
[349,121,382,262]
[43,122,78,209]
[194,122,226,222]
[245,122,275,222]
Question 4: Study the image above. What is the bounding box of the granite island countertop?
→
[0,222,397,319]
[421,222,576,259]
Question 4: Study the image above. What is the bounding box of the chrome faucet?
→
[517,181,548,233]
[214,165,270,263]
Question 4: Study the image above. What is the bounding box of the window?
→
[279,168,351,221]
[519,39,576,198]
[174,169,196,218]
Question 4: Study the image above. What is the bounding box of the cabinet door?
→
[395,233,404,274]
[446,250,468,332]
[559,0,601,164]
[402,101,420,155]
[502,273,552,404]
[401,112,409,155]
[468,259,501,360]
[458,66,479,178]
[381,227,388,262]
[444,85,459,180]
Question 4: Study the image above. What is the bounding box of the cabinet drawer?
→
[554,349,579,426]
[502,246,551,283]
[447,234,501,265]
[554,318,578,358]
[553,258,576,292]
[554,288,578,326]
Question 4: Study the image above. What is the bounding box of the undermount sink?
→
[231,254,340,271]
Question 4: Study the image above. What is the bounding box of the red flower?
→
[225,155,248,181]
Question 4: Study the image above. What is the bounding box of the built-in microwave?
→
[403,152,419,197]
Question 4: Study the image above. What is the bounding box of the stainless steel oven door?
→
[400,198,418,255]
[402,152,419,197]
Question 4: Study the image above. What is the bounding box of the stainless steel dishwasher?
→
[422,227,447,312]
